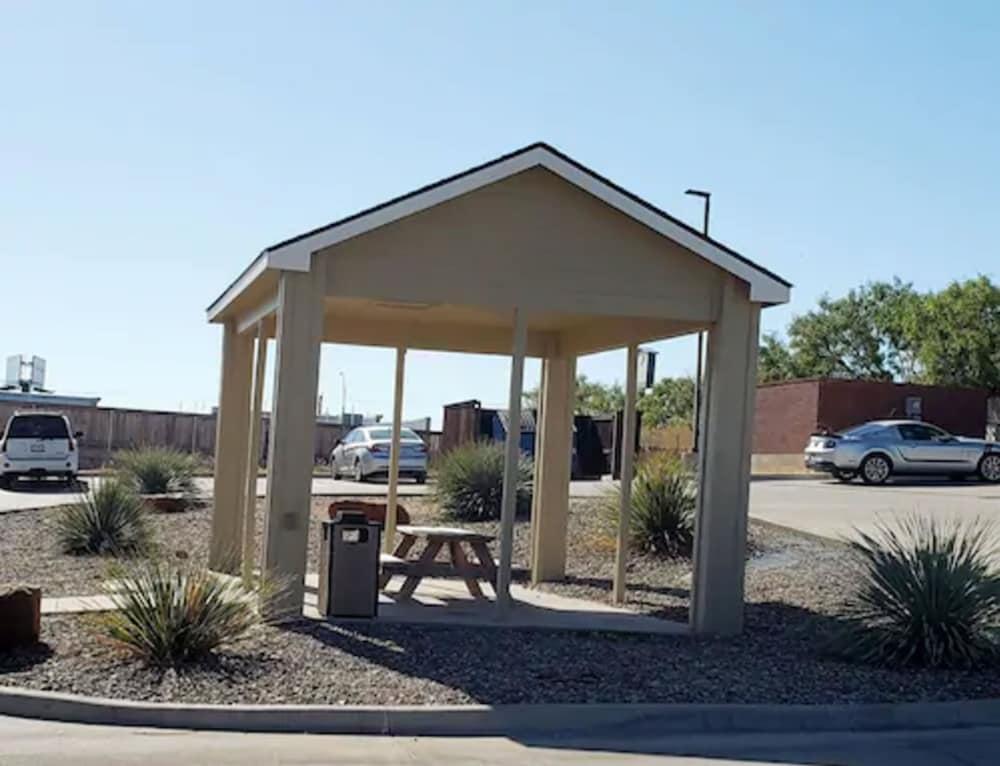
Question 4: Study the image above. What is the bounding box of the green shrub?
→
[56,479,151,555]
[833,515,1000,669]
[114,446,198,496]
[435,441,533,521]
[602,454,696,557]
[100,560,266,666]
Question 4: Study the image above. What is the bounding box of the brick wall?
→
[753,380,820,454]
[752,378,992,456]
[817,380,990,438]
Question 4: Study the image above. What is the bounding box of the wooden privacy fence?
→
[0,403,440,470]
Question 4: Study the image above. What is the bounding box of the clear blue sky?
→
[2,2,997,426]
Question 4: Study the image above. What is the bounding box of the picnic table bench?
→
[379,525,497,600]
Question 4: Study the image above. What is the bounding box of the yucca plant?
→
[833,515,1000,669]
[435,441,533,521]
[56,479,151,555]
[602,453,696,557]
[100,560,268,666]
[114,446,198,496]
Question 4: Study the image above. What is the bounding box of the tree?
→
[523,374,623,415]
[525,373,695,425]
[758,332,802,383]
[575,374,624,415]
[638,376,695,427]
[760,279,922,382]
[915,276,1000,390]
[758,276,1000,390]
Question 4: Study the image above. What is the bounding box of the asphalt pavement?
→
[3,474,998,544]
[1,714,998,765]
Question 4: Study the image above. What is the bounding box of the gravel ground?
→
[0,502,214,597]
[4,493,1000,704]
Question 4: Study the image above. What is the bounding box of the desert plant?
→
[435,441,533,521]
[100,560,268,666]
[832,515,1000,669]
[114,446,198,496]
[602,453,696,557]
[56,479,151,555]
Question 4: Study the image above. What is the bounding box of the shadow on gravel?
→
[0,642,54,673]
[277,599,863,709]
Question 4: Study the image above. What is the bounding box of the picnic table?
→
[380,525,497,600]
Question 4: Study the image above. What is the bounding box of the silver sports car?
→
[804,419,1000,485]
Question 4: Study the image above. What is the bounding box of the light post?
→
[685,189,711,454]
[339,371,347,427]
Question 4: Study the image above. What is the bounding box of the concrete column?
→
[612,344,639,604]
[261,264,325,618]
[384,347,407,552]
[209,320,254,573]
[241,325,268,583]
[530,355,576,584]
[496,308,527,614]
[690,278,761,636]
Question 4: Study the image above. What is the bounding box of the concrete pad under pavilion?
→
[205,142,791,636]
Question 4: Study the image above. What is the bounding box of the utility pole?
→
[685,189,711,454]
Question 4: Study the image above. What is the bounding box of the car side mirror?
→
[74,431,84,439]
[334,439,343,447]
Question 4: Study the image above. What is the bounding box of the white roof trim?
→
[208,144,790,321]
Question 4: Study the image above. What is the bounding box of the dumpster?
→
[318,511,382,618]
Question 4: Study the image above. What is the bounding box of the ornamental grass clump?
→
[833,515,1000,669]
[602,453,696,557]
[114,446,198,497]
[56,479,151,556]
[100,560,269,667]
[435,441,533,521]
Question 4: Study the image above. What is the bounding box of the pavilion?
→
[206,143,791,635]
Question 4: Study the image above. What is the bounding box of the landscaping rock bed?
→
[4,607,1000,705]
[4,494,1000,705]
[0,504,214,597]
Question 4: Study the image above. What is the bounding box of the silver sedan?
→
[804,419,1000,485]
[330,425,428,483]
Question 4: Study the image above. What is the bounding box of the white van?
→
[0,411,81,487]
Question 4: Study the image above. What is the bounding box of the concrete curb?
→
[2,685,1000,736]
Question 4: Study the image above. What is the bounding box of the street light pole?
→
[339,371,347,426]
[685,189,711,454]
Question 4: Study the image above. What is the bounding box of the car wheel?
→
[353,460,366,483]
[833,469,856,483]
[978,453,1000,483]
[860,454,892,485]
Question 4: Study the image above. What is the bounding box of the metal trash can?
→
[318,511,382,618]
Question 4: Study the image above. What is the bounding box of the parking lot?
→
[749,477,1000,540]
[2,475,998,543]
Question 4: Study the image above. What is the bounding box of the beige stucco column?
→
[384,347,406,552]
[261,262,326,618]
[209,320,254,573]
[496,308,527,614]
[241,325,268,583]
[612,344,639,604]
[530,354,576,584]
[690,278,761,636]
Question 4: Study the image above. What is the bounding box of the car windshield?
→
[366,427,420,441]
[6,415,69,439]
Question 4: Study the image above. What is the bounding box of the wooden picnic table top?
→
[396,525,494,543]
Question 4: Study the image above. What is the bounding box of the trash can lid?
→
[333,510,372,525]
